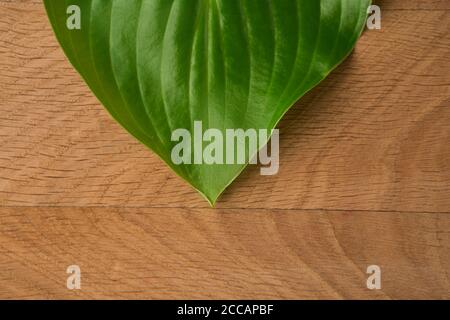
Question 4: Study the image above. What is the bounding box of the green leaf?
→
[44,0,370,206]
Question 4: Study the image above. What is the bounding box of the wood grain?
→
[1,1,450,211]
[0,0,449,299]
[0,207,448,299]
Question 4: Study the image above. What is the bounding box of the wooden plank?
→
[1,4,449,211]
[373,0,450,10]
[0,207,448,299]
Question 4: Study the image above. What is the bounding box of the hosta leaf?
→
[44,0,370,205]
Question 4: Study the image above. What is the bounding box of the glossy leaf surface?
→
[44,0,370,204]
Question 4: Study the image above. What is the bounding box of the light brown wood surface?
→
[0,0,449,299]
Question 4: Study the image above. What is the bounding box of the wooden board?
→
[0,207,448,299]
[0,0,449,299]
